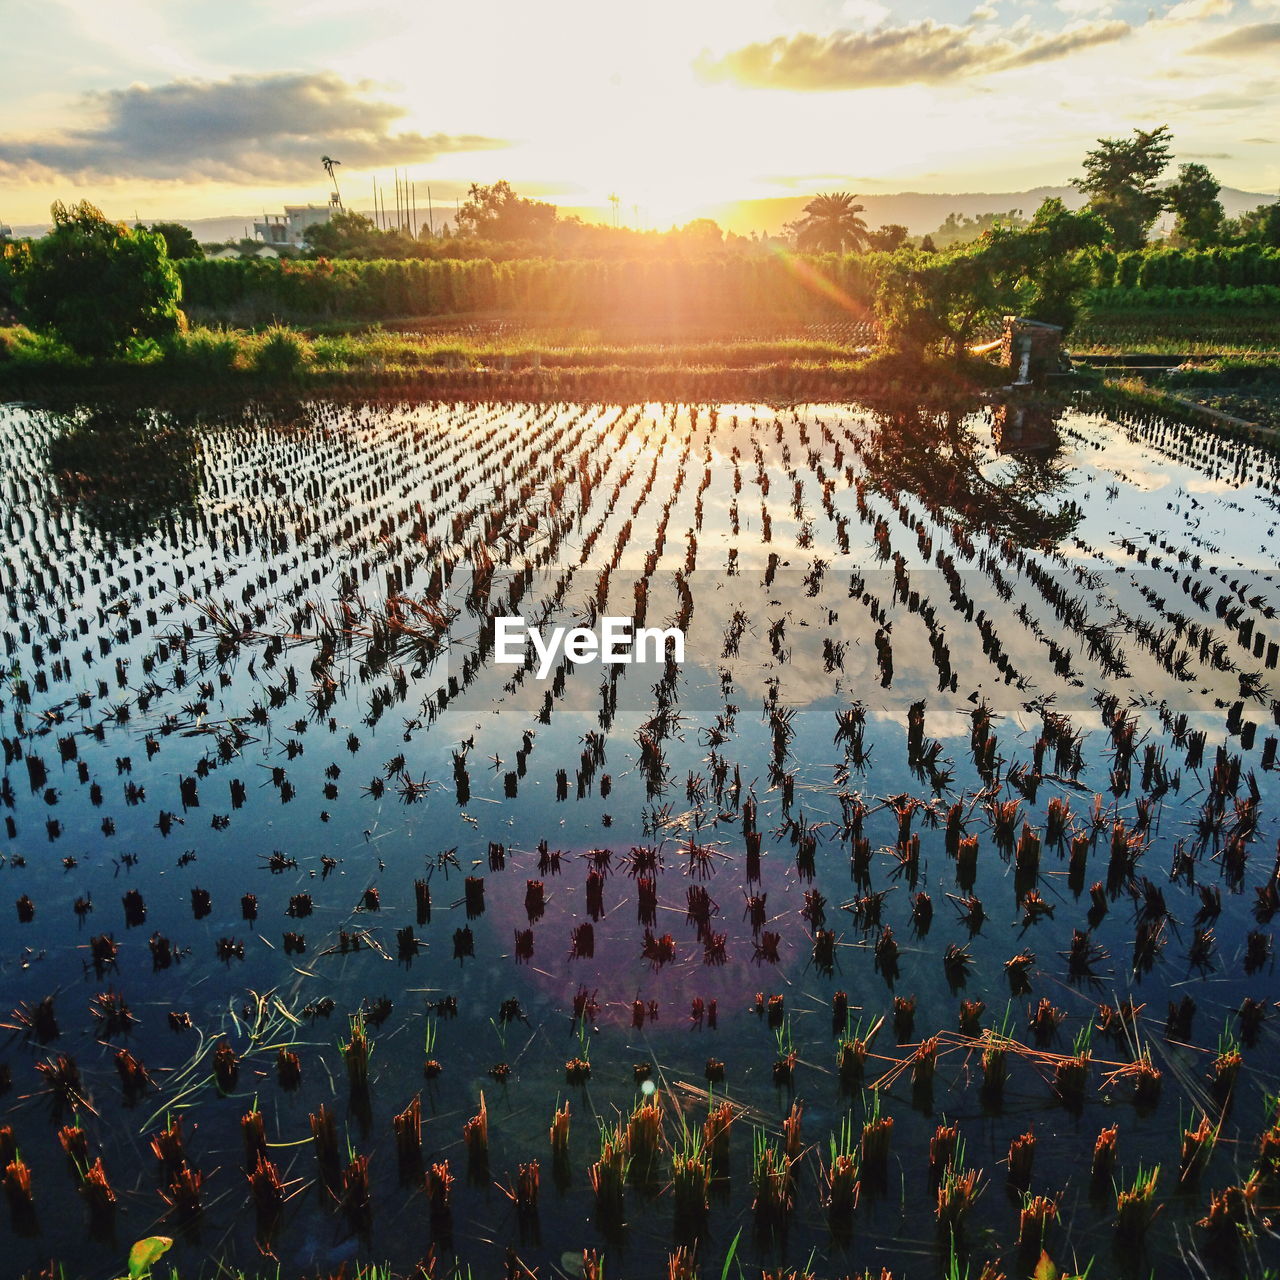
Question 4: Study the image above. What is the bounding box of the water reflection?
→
[991,399,1063,458]
[863,402,1081,550]
[0,396,1276,1280]
[46,406,202,540]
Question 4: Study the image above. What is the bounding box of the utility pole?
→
[427,186,434,237]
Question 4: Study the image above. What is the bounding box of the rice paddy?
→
[0,393,1277,1279]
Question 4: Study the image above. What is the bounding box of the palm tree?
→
[321,156,343,209]
[795,192,869,253]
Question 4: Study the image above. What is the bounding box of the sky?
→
[1,0,1277,230]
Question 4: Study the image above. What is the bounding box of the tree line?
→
[2,124,1276,365]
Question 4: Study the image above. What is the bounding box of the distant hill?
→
[9,213,259,242]
[701,185,1278,238]
[9,186,1275,243]
[7,208,450,244]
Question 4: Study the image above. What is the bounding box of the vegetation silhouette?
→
[793,191,870,253]
[863,401,1081,550]
[47,406,202,540]
[13,201,183,358]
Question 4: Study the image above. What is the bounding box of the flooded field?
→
[0,396,1277,1279]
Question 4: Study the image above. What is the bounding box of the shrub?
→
[163,328,243,376]
[251,326,311,379]
[15,201,184,358]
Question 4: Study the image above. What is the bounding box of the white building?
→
[253,196,339,246]
[209,244,280,260]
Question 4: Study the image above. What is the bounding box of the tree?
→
[302,209,387,258]
[1,242,26,315]
[873,199,1106,359]
[673,218,724,254]
[866,224,909,252]
[1071,125,1173,250]
[1223,199,1280,247]
[874,244,1003,359]
[928,209,1027,251]
[794,192,870,253]
[1163,163,1223,247]
[148,222,203,260]
[322,155,343,207]
[984,198,1108,332]
[454,181,558,244]
[16,201,183,358]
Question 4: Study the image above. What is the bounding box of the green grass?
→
[0,323,87,366]
[0,323,996,404]
[1157,384,1280,433]
[1087,353,1280,435]
[298,326,876,372]
[1,322,873,377]
[1164,353,1280,386]
[7,306,1279,402]
[1069,307,1280,355]
[1077,375,1280,447]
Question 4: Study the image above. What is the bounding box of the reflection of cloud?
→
[695,19,1131,90]
[1192,19,1280,50]
[1184,476,1240,494]
[1122,470,1174,493]
[0,72,507,184]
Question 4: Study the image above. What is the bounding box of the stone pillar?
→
[1000,317,1064,383]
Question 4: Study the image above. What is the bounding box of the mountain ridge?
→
[8,185,1275,243]
[695,184,1277,237]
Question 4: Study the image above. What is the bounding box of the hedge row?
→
[1088,244,1280,290]
[1081,284,1280,310]
[173,244,1280,326]
[177,255,885,326]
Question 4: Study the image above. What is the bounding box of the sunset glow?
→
[2,0,1277,230]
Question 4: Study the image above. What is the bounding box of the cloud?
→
[840,0,891,26]
[0,72,508,184]
[998,21,1133,66]
[695,19,1132,90]
[1160,0,1233,21]
[1055,0,1114,17]
[1191,19,1280,49]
